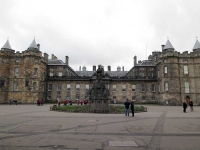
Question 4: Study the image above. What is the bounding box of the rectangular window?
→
[142,96,146,101]
[184,66,188,74]
[47,96,51,100]
[34,68,38,76]
[139,73,144,77]
[25,80,29,86]
[151,85,155,92]
[14,68,19,76]
[113,85,116,92]
[57,96,61,100]
[185,82,189,93]
[183,59,188,63]
[149,73,153,77]
[164,67,167,74]
[66,96,70,100]
[132,85,136,92]
[122,85,126,92]
[58,72,62,77]
[48,84,52,91]
[50,72,53,76]
[57,83,61,91]
[164,59,167,63]
[76,84,80,91]
[165,82,168,91]
[141,84,146,92]
[86,84,89,91]
[67,84,71,91]
[13,81,18,91]
[76,95,80,100]
[132,96,136,100]
[122,96,126,101]
[33,82,37,91]
[152,97,155,101]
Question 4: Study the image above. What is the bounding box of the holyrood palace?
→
[0,38,200,105]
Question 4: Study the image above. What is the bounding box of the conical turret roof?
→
[2,40,12,50]
[28,38,38,50]
[164,40,174,50]
[193,39,200,50]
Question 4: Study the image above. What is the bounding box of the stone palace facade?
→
[0,38,200,105]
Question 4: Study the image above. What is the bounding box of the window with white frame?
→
[58,72,62,77]
[76,84,80,91]
[14,67,19,76]
[132,85,136,92]
[66,96,70,100]
[76,95,80,100]
[184,66,188,74]
[86,84,89,91]
[151,84,155,92]
[141,84,146,92]
[67,84,70,91]
[164,59,167,63]
[13,81,18,91]
[57,83,61,91]
[34,68,38,76]
[165,82,168,91]
[122,85,126,92]
[33,82,37,91]
[113,85,116,92]
[132,96,136,100]
[185,82,189,93]
[48,84,52,91]
[164,67,167,74]
[142,96,146,101]
[47,96,51,100]
[50,72,53,76]
[139,73,144,77]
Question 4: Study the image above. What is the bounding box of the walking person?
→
[124,99,130,116]
[183,100,187,113]
[131,100,135,117]
[189,99,194,112]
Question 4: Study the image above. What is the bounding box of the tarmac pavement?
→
[0,104,200,150]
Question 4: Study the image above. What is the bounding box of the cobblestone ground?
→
[0,104,200,150]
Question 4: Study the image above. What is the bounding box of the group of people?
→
[183,99,194,113]
[9,99,18,105]
[58,100,73,106]
[124,99,135,117]
[37,99,44,106]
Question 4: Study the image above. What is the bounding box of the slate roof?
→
[164,40,174,50]
[28,39,39,50]
[135,60,155,66]
[193,39,200,50]
[48,59,65,65]
[2,40,12,50]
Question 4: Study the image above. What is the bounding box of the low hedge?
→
[51,105,146,113]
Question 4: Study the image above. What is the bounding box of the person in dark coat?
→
[183,101,187,113]
[124,99,130,116]
[131,100,135,117]
[189,99,194,112]
[64,100,67,106]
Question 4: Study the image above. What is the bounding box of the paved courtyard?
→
[0,104,200,150]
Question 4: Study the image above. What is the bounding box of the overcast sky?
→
[0,0,200,71]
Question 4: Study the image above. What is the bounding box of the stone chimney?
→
[79,66,81,71]
[65,56,69,65]
[134,56,137,66]
[51,54,54,59]
[161,45,165,51]
[93,65,96,71]
[107,65,111,71]
[122,66,124,71]
[138,60,142,64]
[44,53,49,61]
